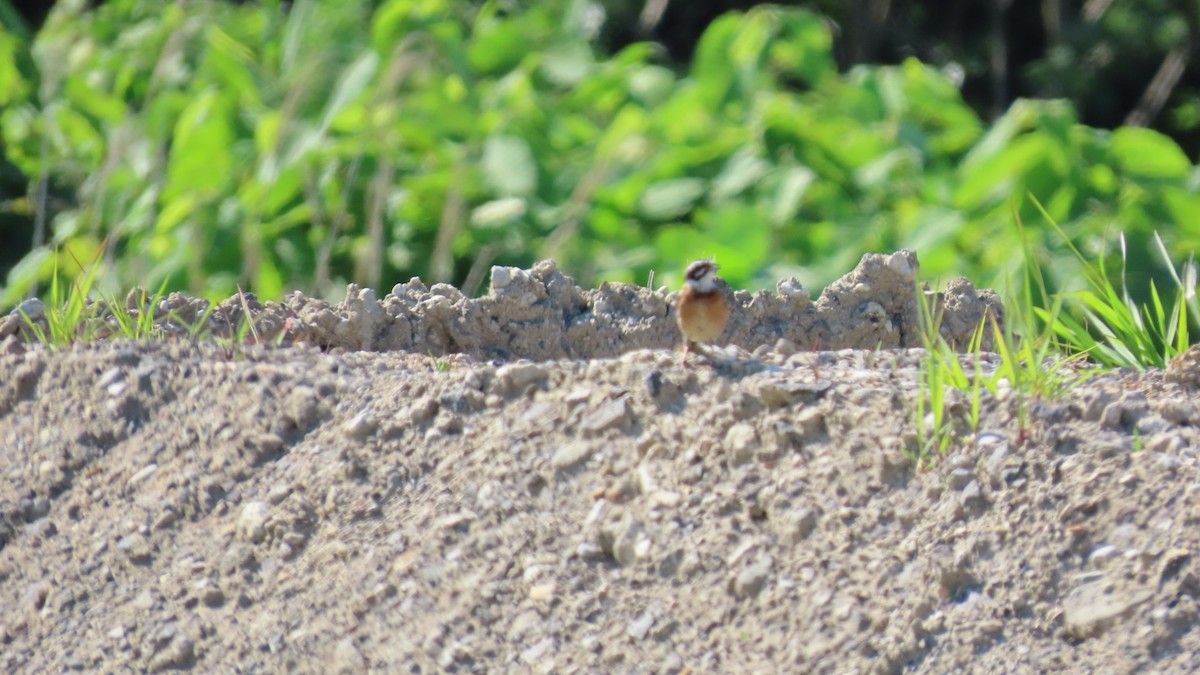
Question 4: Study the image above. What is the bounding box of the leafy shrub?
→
[1,0,1198,308]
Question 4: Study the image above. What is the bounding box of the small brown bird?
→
[676,258,729,366]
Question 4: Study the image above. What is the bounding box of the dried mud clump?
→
[1,249,1000,360]
[284,249,1002,358]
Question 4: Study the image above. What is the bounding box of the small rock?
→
[948,467,973,490]
[1089,545,1119,567]
[436,511,476,531]
[885,250,916,279]
[116,533,152,563]
[14,297,45,321]
[1159,548,1191,585]
[1099,402,1124,430]
[528,582,556,601]
[724,423,758,465]
[21,580,50,611]
[732,556,773,598]
[344,410,377,439]
[982,434,1010,480]
[627,611,656,641]
[148,637,195,672]
[490,266,514,290]
[1154,454,1180,474]
[238,502,271,543]
[98,367,124,392]
[1064,581,1151,639]
[521,637,555,664]
[267,483,292,505]
[757,380,831,407]
[774,506,819,544]
[152,622,178,647]
[496,363,550,394]
[152,508,179,531]
[609,517,647,567]
[793,407,828,438]
[132,589,156,610]
[581,398,631,434]
[330,637,366,673]
[777,278,808,298]
[193,579,225,606]
[552,441,593,470]
[127,464,159,489]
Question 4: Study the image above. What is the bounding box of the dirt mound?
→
[1,250,1002,358]
[2,253,1198,673]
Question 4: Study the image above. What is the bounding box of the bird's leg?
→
[680,341,692,368]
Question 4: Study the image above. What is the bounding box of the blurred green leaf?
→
[469,17,529,75]
[321,52,379,133]
[1110,127,1191,179]
[704,203,770,283]
[710,146,769,203]
[638,178,706,221]
[768,165,814,226]
[482,134,538,197]
[3,0,1200,322]
[165,89,235,200]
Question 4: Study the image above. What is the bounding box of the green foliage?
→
[2,0,1200,314]
[1038,222,1199,370]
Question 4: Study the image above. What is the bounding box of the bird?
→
[675,258,729,366]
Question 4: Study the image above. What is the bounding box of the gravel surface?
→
[2,252,1199,673]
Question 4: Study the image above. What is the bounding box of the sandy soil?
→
[1,251,1199,673]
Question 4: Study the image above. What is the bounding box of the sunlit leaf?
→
[482,134,537,197]
[321,52,379,133]
[1110,127,1191,179]
[166,89,234,200]
[469,17,528,75]
[768,165,814,226]
[710,146,769,203]
[638,178,706,221]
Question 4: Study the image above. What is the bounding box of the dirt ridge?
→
[1,253,1199,673]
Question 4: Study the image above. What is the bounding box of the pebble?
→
[1089,545,1119,567]
[194,579,225,606]
[725,423,758,465]
[1099,402,1124,430]
[627,611,656,640]
[238,502,271,543]
[344,410,377,439]
[148,638,195,672]
[1063,581,1151,639]
[611,518,647,567]
[732,556,773,598]
[756,380,831,407]
[551,441,593,470]
[436,511,477,530]
[21,580,50,611]
[775,506,819,544]
[127,464,159,488]
[14,297,45,320]
[97,367,124,392]
[520,637,555,664]
[948,467,973,490]
[330,637,366,672]
[116,533,152,563]
[581,398,632,434]
[496,363,550,394]
[267,483,292,505]
[528,582,556,601]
